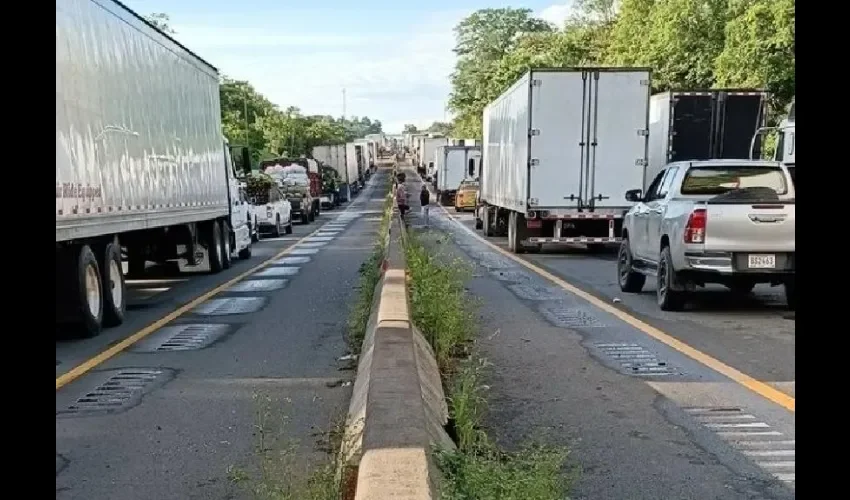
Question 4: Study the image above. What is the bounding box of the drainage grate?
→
[133,323,230,352]
[306,236,335,242]
[593,343,674,376]
[58,369,167,416]
[289,248,320,255]
[541,304,604,328]
[684,407,794,484]
[274,256,311,265]
[254,266,300,278]
[227,279,288,292]
[490,269,533,282]
[508,283,563,301]
[192,297,266,315]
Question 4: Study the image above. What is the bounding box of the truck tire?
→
[784,278,796,310]
[475,216,483,230]
[206,222,225,273]
[272,215,281,237]
[617,238,645,293]
[100,241,126,327]
[238,244,252,260]
[308,207,316,222]
[301,210,310,225]
[481,208,492,237]
[285,221,293,234]
[657,246,686,311]
[58,245,104,338]
[508,211,525,254]
[220,221,232,270]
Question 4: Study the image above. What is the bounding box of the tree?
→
[427,122,452,135]
[144,13,176,34]
[403,124,419,133]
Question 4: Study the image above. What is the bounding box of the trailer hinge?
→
[531,79,543,87]
[635,159,648,167]
[530,129,540,136]
[640,79,650,86]
[530,159,540,167]
[528,197,539,206]
[637,129,649,137]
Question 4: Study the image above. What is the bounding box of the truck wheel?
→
[100,241,126,327]
[301,210,310,225]
[272,215,281,237]
[285,221,293,234]
[308,207,316,222]
[206,222,225,273]
[475,216,483,230]
[481,208,492,237]
[238,244,252,260]
[59,245,104,338]
[657,246,686,311]
[784,278,796,310]
[220,221,232,270]
[617,238,645,293]
[508,211,525,254]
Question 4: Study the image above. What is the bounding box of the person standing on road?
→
[420,184,431,227]
[396,178,409,220]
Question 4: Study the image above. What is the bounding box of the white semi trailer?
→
[434,146,482,205]
[56,0,253,338]
[477,68,651,253]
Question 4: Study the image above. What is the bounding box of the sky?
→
[122,1,576,134]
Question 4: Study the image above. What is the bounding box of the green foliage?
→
[427,121,453,135]
[449,0,795,134]
[143,13,176,34]
[403,124,419,133]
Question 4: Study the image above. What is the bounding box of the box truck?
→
[476,68,651,253]
[647,89,768,189]
[56,0,253,337]
[420,137,449,177]
[434,146,481,205]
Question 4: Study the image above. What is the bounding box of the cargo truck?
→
[56,0,253,338]
[647,89,768,190]
[434,145,481,205]
[420,137,449,177]
[476,68,652,254]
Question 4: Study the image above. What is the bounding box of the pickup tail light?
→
[684,208,706,244]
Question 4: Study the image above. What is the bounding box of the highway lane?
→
[402,167,795,499]
[56,169,391,500]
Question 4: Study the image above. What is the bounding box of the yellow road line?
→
[433,198,795,414]
[56,226,326,391]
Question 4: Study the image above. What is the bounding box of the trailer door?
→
[716,93,766,159]
[670,94,714,162]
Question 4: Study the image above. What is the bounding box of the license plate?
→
[747,254,776,269]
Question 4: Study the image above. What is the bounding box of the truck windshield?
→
[680,166,788,195]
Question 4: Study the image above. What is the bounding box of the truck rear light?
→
[684,208,706,244]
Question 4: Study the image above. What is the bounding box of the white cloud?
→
[169,10,468,135]
[537,1,577,27]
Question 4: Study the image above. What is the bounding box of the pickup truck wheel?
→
[272,215,281,237]
[617,238,646,293]
[657,246,686,311]
[206,222,224,273]
[220,221,232,270]
[100,241,126,327]
[784,279,796,310]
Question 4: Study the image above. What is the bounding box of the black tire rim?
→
[618,244,630,285]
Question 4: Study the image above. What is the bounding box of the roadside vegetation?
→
[405,231,571,500]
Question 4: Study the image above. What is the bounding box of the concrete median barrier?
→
[343,211,454,500]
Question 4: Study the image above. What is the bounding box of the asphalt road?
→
[56,168,391,500]
[403,166,795,500]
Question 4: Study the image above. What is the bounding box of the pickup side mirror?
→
[625,189,643,202]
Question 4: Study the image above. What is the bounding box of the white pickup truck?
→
[249,184,293,237]
[618,159,795,311]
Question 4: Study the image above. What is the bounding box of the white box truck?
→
[477,68,651,253]
[56,0,253,337]
[345,142,368,194]
[420,137,449,177]
[434,146,481,205]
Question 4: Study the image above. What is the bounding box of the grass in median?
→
[346,192,394,353]
[226,392,347,500]
[404,231,572,500]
